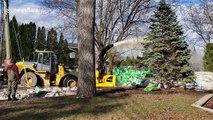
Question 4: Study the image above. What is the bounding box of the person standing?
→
[4,59,20,101]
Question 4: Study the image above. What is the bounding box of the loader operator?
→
[4,59,20,101]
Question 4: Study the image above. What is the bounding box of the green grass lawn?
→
[0,89,212,120]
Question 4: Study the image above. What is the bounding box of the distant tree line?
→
[9,16,70,65]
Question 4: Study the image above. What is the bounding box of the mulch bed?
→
[203,97,213,109]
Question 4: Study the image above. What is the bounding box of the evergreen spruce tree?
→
[9,16,20,60]
[58,33,70,65]
[58,33,65,64]
[203,43,213,72]
[19,22,36,60]
[35,27,41,50]
[47,28,58,51]
[35,26,46,50]
[63,38,70,65]
[28,22,36,56]
[19,24,27,59]
[9,16,36,60]
[139,0,194,85]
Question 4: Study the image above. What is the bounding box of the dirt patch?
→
[203,97,213,109]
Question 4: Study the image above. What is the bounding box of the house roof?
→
[68,43,78,52]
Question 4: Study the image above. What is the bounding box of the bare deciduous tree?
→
[42,0,153,74]
[42,0,77,39]
[94,0,153,72]
[184,0,213,47]
[76,0,96,98]
[43,0,153,48]
[94,0,152,51]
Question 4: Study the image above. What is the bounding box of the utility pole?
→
[0,0,5,64]
[4,0,11,59]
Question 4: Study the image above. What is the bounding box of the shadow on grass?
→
[0,92,129,120]
[2,87,211,120]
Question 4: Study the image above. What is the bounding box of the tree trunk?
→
[77,0,96,98]
[4,0,11,59]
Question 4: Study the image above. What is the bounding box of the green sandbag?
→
[113,66,153,87]
[144,83,159,92]
[35,86,40,93]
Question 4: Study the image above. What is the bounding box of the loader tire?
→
[63,75,77,88]
[21,72,37,87]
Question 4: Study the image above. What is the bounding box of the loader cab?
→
[33,51,57,74]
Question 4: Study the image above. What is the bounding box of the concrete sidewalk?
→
[192,94,213,113]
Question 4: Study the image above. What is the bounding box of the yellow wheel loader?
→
[16,50,116,88]
[16,50,78,87]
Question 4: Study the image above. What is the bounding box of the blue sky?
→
[7,0,205,45]
[10,0,42,6]
[7,0,204,30]
[177,0,201,4]
[5,0,207,52]
[8,0,202,28]
[9,0,60,29]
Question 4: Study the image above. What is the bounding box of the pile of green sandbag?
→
[113,66,159,92]
[112,66,151,87]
